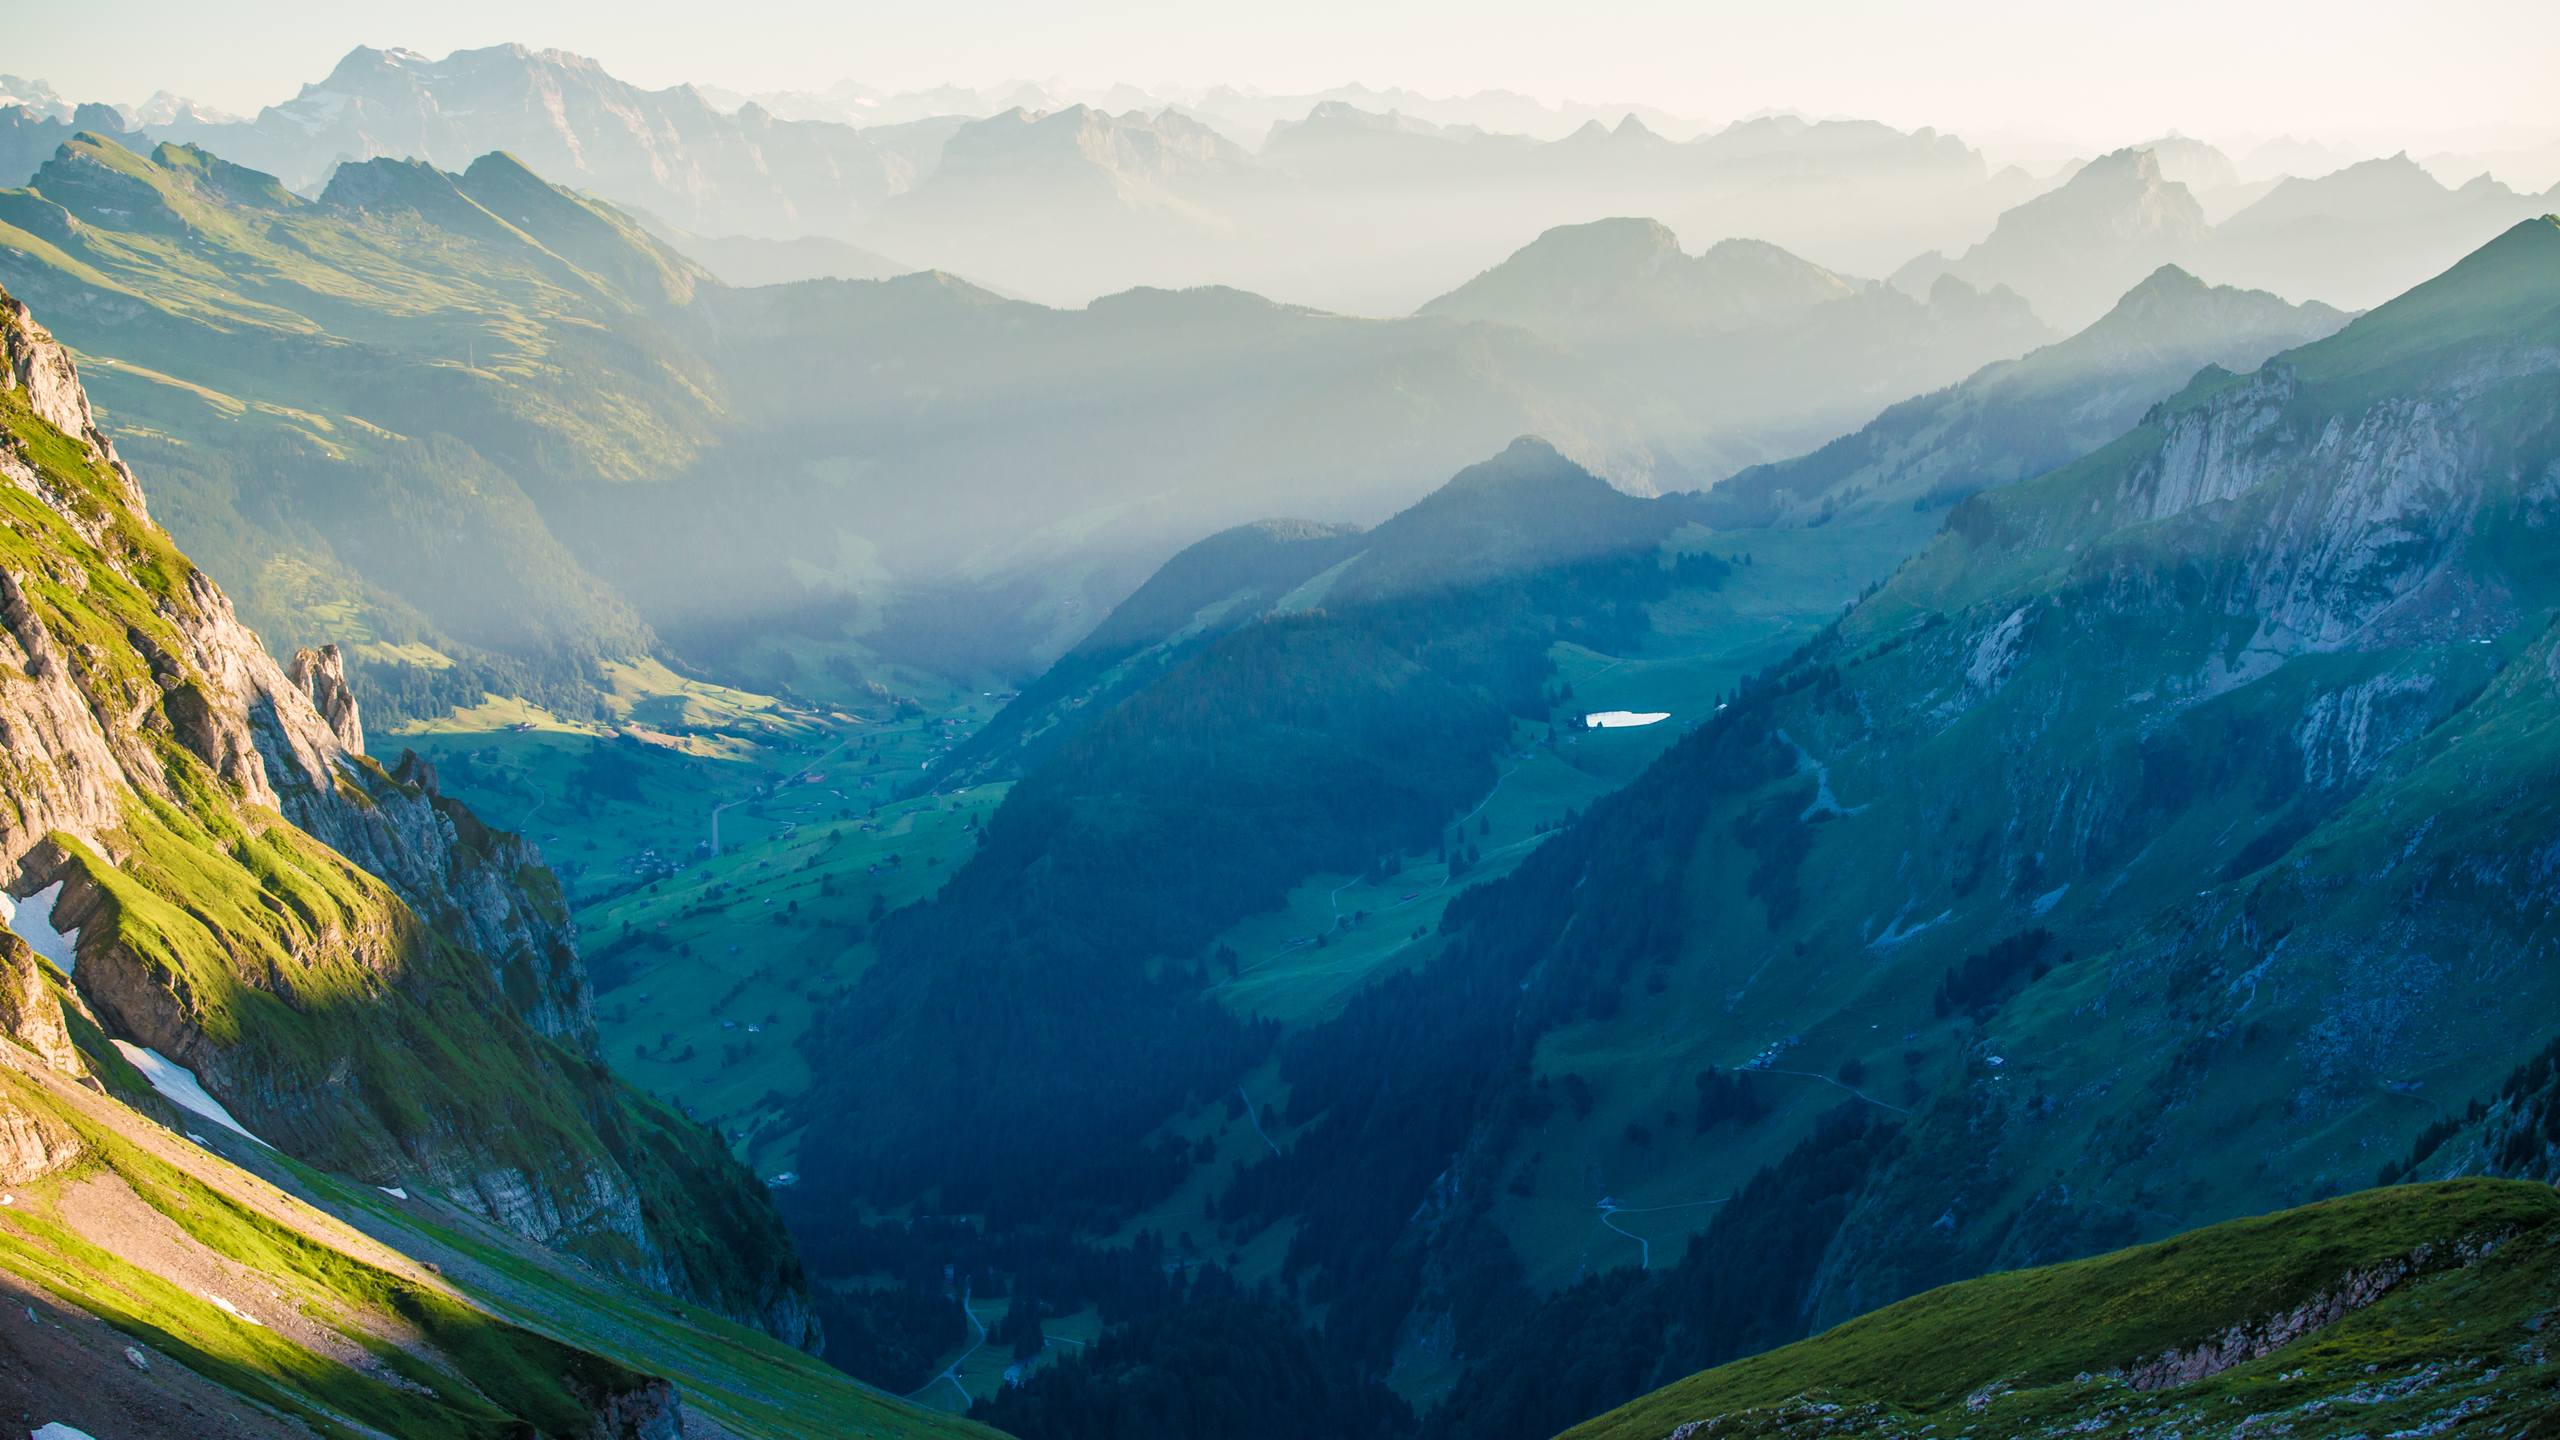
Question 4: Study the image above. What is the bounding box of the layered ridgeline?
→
[1702,264,2350,529]
[0,131,2056,717]
[1415,218,2052,481]
[13,44,2034,313]
[0,287,819,1354]
[100,43,915,235]
[1895,145,2560,327]
[1569,1180,2560,1440]
[1225,216,2560,1438]
[0,132,707,721]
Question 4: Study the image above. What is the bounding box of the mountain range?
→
[0,45,2054,311]
[706,222,2547,1439]
[1325,214,2560,1437]
[12,45,2552,321]
[1,38,2555,1434]
[0,130,2068,731]
[582,212,2560,1438]
[1897,145,2560,327]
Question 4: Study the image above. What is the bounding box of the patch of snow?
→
[2031,884,2071,916]
[203,1293,262,1327]
[109,1042,269,1147]
[37,1425,101,1440]
[377,1185,408,1200]
[1,883,80,974]
[1584,710,1670,729]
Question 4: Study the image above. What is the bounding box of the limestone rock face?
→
[3,287,107,454]
[2,290,597,1048]
[287,642,364,754]
[0,1089,80,1185]
[0,934,80,1077]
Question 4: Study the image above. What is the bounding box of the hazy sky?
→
[17,0,2557,147]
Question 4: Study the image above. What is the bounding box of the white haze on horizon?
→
[16,0,2560,166]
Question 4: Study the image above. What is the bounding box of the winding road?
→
[709,733,859,857]
[1239,1086,1283,1158]
[907,1280,986,1407]
[1595,1193,1734,1270]
[1755,1066,1913,1114]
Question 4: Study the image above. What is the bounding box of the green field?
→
[389,654,1010,1173]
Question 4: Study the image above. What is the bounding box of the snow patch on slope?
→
[109,1042,269,1146]
[0,882,79,973]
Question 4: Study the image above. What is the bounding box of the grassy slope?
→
[1565,1179,2560,1440]
[0,1023,997,1440]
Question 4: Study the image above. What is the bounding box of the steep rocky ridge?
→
[0,284,813,1342]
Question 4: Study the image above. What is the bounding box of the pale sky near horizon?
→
[15,0,2557,149]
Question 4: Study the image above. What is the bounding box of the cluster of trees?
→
[971,1296,1415,1440]
[1693,1066,1772,1132]
[1930,927,2058,1018]
[813,1283,967,1394]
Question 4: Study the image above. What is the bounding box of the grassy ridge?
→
[0,1061,660,1439]
[1564,1179,2560,1440]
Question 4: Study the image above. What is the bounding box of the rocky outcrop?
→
[287,643,364,754]
[3,285,112,453]
[578,1376,686,1440]
[0,934,80,1077]
[2120,1248,2455,1389]
[0,1088,81,1185]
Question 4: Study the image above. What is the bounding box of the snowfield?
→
[109,1042,270,1146]
[1,882,80,972]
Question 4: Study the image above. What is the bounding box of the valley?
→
[2,18,2556,1439]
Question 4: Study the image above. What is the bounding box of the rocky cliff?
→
[0,284,813,1345]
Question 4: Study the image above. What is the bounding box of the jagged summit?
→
[1897,144,2209,329]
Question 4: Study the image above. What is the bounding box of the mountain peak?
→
[1333,436,1662,601]
[1398,434,1608,507]
[320,153,465,211]
[2120,262,2208,299]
